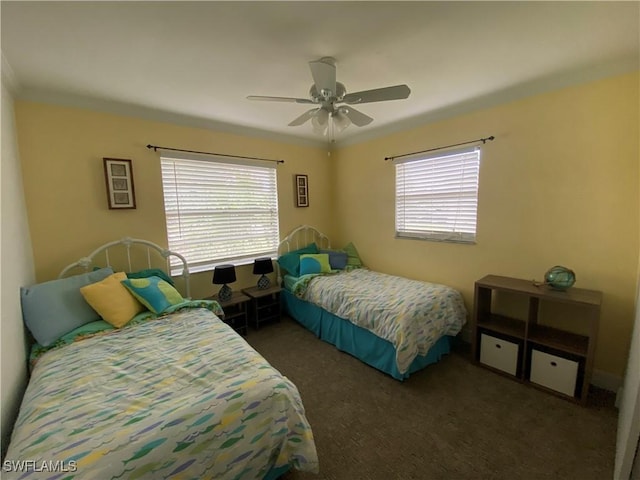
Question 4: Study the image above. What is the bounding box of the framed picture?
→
[103,158,136,209]
[295,174,309,207]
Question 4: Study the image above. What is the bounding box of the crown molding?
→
[1,52,20,95]
[338,54,640,148]
[17,88,328,149]
[13,54,638,151]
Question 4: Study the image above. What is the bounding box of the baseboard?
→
[591,369,623,393]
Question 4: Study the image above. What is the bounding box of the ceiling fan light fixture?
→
[311,109,329,135]
[332,110,351,133]
[247,57,411,138]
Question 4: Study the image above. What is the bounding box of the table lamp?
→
[253,258,274,289]
[212,264,236,302]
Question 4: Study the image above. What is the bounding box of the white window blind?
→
[395,147,480,243]
[160,151,280,274]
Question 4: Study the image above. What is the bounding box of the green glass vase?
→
[544,266,576,291]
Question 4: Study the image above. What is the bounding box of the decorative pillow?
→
[21,267,115,347]
[320,249,349,270]
[121,276,184,314]
[299,254,332,275]
[80,272,145,328]
[343,242,364,267]
[127,268,175,286]
[277,242,319,276]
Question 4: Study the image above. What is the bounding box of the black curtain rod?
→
[384,136,495,161]
[146,144,285,164]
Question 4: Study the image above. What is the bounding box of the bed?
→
[278,225,467,381]
[5,238,318,479]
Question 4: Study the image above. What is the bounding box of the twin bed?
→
[6,238,318,479]
[7,229,467,479]
[277,225,467,381]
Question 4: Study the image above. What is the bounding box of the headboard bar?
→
[277,225,331,284]
[126,245,132,272]
[58,237,191,298]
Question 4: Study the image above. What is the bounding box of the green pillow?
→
[343,242,363,267]
[121,276,184,314]
[277,242,319,276]
[299,253,332,275]
[127,268,175,286]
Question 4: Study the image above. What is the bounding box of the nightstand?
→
[207,292,250,336]
[242,285,282,329]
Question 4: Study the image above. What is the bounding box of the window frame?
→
[159,150,280,275]
[394,146,481,244]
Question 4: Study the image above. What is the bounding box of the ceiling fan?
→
[247,57,411,137]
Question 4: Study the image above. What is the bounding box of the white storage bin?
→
[479,333,519,376]
[529,349,578,397]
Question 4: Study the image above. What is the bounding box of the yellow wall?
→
[15,72,639,377]
[332,72,639,377]
[14,103,334,299]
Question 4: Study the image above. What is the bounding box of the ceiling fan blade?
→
[247,95,314,104]
[340,106,373,127]
[288,108,320,127]
[343,84,411,104]
[309,57,336,96]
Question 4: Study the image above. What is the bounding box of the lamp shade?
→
[212,264,236,285]
[311,109,329,136]
[333,109,351,133]
[253,258,274,275]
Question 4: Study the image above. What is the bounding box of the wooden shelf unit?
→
[211,292,250,336]
[472,275,602,405]
[242,285,282,329]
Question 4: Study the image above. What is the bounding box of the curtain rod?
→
[146,144,285,164]
[384,136,495,161]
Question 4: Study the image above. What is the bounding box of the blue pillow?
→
[320,249,349,270]
[21,267,115,346]
[277,243,319,276]
[121,276,185,314]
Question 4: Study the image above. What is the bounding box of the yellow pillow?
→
[80,272,145,328]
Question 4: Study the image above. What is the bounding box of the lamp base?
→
[218,284,233,302]
[257,274,271,290]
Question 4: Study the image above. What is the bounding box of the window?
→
[395,147,480,243]
[160,151,279,274]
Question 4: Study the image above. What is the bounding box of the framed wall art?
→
[103,158,136,209]
[295,174,309,207]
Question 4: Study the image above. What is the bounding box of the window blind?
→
[160,151,280,274]
[395,147,480,243]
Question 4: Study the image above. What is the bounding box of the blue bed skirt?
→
[281,289,451,380]
[264,464,290,480]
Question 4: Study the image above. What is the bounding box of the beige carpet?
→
[245,316,618,480]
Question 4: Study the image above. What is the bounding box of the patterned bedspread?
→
[292,269,467,373]
[4,307,318,479]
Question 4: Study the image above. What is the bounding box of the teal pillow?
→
[121,276,184,314]
[299,254,331,275]
[21,267,115,347]
[277,242,319,276]
[127,268,175,286]
[343,242,363,267]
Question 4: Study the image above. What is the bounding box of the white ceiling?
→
[2,1,638,147]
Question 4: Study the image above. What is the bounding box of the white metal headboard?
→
[58,237,191,298]
[277,225,331,283]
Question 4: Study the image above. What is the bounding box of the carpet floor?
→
[245,316,618,480]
